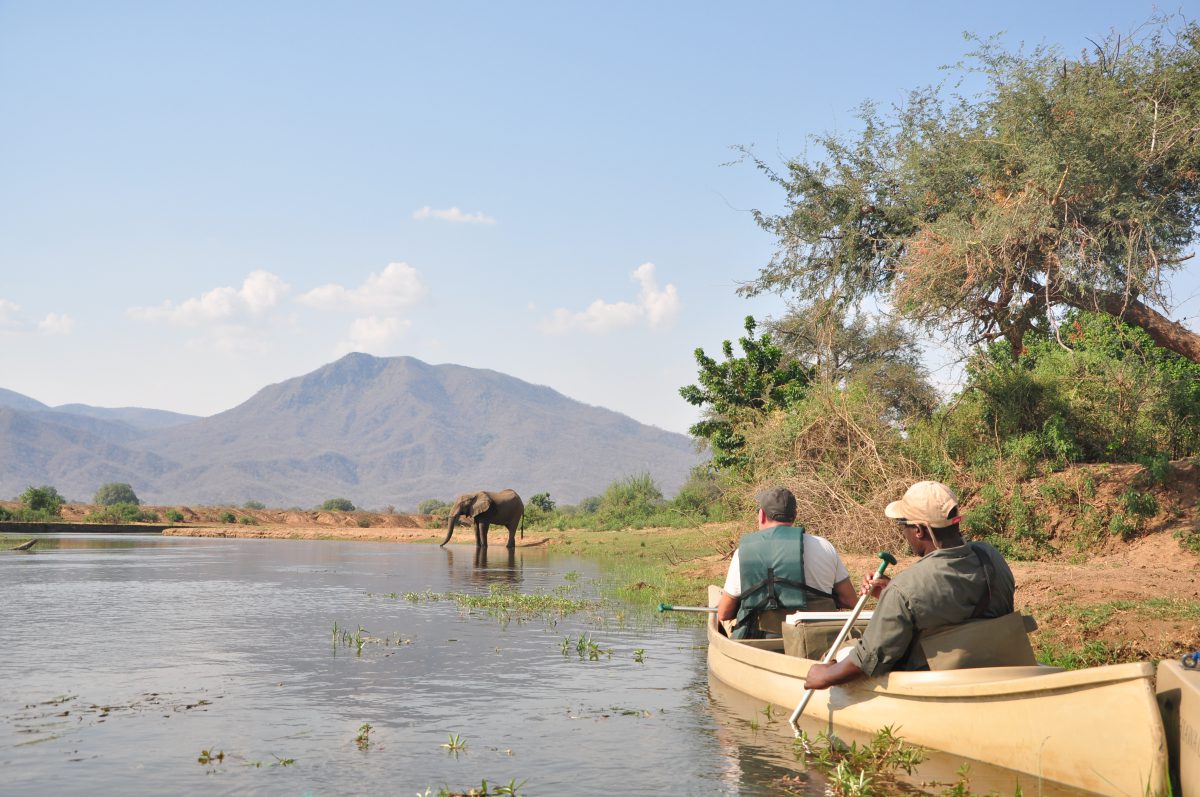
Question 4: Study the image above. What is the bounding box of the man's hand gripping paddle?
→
[787,551,897,735]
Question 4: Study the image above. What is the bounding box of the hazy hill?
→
[0,354,702,508]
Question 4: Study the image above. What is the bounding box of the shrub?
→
[165,509,184,523]
[239,516,257,525]
[417,498,449,515]
[321,498,355,512]
[19,485,65,516]
[83,503,158,523]
[528,492,555,512]
[93,483,140,506]
[243,500,266,510]
[219,511,236,524]
[357,517,371,528]
[0,506,12,521]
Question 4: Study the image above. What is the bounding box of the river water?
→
[0,535,1087,796]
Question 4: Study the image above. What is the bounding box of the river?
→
[0,535,1088,796]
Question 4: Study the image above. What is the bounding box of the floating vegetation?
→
[441,732,467,753]
[398,585,592,618]
[566,705,652,720]
[355,723,372,750]
[559,633,612,661]
[331,621,412,655]
[247,754,296,768]
[418,779,525,797]
[197,748,225,765]
[789,726,928,797]
[633,648,645,663]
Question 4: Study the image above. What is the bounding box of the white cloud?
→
[336,315,410,355]
[38,313,75,335]
[0,299,21,328]
[298,262,426,313]
[128,270,290,325]
[540,262,680,334]
[412,205,497,225]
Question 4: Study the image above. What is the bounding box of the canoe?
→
[1157,658,1200,797]
[704,586,1168,796]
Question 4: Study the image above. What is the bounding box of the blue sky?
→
[1,1,1196,433]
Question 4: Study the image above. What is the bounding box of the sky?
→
[2,1,1198,434]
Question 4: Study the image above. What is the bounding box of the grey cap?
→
[756,486,797,523]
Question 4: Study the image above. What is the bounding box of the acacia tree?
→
[767,299,938,425]
[94,483,140,506]
[741,20,1200,363]
[680,316,812,468]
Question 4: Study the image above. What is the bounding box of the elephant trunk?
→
[440,514,459,547]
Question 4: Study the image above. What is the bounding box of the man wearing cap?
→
[804,480,1016,689]
[717,486,858,639]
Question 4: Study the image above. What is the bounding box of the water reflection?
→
[441,544,522,589]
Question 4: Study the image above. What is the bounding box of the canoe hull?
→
[1157,659,1200,797]
[705,586,1168,796]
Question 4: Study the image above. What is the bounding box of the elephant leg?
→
[477,521,491,547]
[505,523,517,549]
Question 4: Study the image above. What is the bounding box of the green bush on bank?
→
[83,503,159,523]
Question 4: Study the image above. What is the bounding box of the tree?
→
[528,492,555,512]
[243,500,266,510]
[94,483,140,506]
[320,498,355,512]
[741,20,1200,363]
[767,299,938,425]
[680,315,813,468]
[19,485,64,516]
[417,498,450,515]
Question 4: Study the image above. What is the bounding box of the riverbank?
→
[150,519,1200,667]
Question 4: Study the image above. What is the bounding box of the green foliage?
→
[242,500,266,510]
[83,503,158,523]
[961,484,1051,560]
[0,506,12,521]
[320,498,355,512]
[417,498,449,515]
[219,511,236,524]
[239,516,257,525]
[165,509,184,523]
[93,482,140,506]
[528,492,555,512]
[741,20,1200,364]
[19,485,64,516]
[356,516,371,528]
[680,315,812,468]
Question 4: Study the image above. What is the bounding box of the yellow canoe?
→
[705,586,1168,796]
[1157,658,1200,797]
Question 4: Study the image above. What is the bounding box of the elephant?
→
[440,489,524,549]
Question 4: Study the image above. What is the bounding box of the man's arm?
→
[804,657,864,689]
[832,577,857,610]
[716,591,738,622]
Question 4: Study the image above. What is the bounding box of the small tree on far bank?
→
[19,485,65,516]
[94,483,140,506]
[320,498,355,512]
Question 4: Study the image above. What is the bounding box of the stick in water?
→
[787,551,897,734]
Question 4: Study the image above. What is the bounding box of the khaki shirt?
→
[847,542,1015,676]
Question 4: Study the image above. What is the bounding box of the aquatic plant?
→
[792,726,928,797]
[441,733,467,753]
[633,648,645,663]
[559,633,612,661]
[417,779,525,797]
[401,585,592,618]
[356,723,372,750]
[197,748,225,765]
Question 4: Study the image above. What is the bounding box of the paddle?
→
[657,603,716,613]
[787,551,897,734]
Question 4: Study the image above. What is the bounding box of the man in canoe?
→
[717,486,858,639]
[804,480,1019,688]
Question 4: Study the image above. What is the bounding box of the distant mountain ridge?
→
[0,354,701,508]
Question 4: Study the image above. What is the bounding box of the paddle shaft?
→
[787,552,896,733]
[657,603,717,614]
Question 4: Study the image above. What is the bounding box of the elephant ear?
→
[471,491,493,517]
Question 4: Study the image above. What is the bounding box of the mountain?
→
[0,354,702,508]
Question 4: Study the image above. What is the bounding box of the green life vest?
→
[733,525,831,639]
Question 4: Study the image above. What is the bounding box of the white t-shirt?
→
[722,532,850,597]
